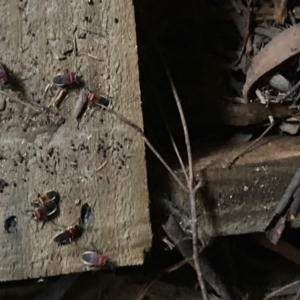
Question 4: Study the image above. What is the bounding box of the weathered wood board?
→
[0,0,151,281]
[169,136,300,240]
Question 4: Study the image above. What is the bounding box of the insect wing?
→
[54,230,72,245]
[82,251,95,265]
[46,191,57,202]
[53,70,74,86]
[97,96,109,107]
[82,251,106,267]
[45,201,57,216]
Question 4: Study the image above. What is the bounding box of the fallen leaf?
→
[243,24,300,101]
[228,0,251,67]
[254,26,283,39]
[272,0,288,24]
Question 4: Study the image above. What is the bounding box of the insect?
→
[53,69,76,87]
[4,216,17,233]
[0,63,8,85]
[54,225,82,245]
[32,201,57,222]
[39,190,57,203]
[79,203,91,226]
[32,190,58,207]
[87,91,109,107]
[29,190,58,228]
[82,251,107,268]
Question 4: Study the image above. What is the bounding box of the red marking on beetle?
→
[87,90,109,107]
[33,201,57,221]
[53,69,76,87]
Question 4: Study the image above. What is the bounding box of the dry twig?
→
[134,257,193,300]
[227,119,275,167]
[86,53,104,61]
[294,288,300,300]
[95,160,107,172]
[164,66,208,300]
[263,279,300,299]
[0,90,40,112]
[96,63,209,300]
[165,123,189,186]
[94,103,187,192]
[80,26,105,37]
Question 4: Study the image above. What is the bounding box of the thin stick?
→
[155,92,189,185]
[42,83,50,98]
[73,34,78,57]
[165,124,189,186]
[135,258,192,300]
[0,90,40,112]
[191,182,208,300]
[164,257,192,273]
[294,288,300,300]
[95,160,107,172]
[47,89,61,108]
[165,66,208,300]
[263,279,300,299]
[164,67,193,187]
[275,80,300,103]
[135,281,156,300]
[94,103,188,192]
[86,53,103,61]
[80,27,105,37]
[227,120,275,168]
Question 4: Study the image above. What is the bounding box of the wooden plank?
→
[0,0,151,281]
[169,135,300,240]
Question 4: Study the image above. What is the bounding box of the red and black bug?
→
[87,91,109,107]
[38,190,57,204]
[0,63,8,85]
[82,251,107,268]
[53,69,76,87]
[32,201,57,222]
[32,190,58,207]
[29,190,58,228]
[54,225,82,245]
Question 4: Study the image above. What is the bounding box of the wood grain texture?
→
[169,136,300,240]
[0,0,151,281]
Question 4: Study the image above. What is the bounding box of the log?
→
[168,135,300,240]
[0,0,151,281]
